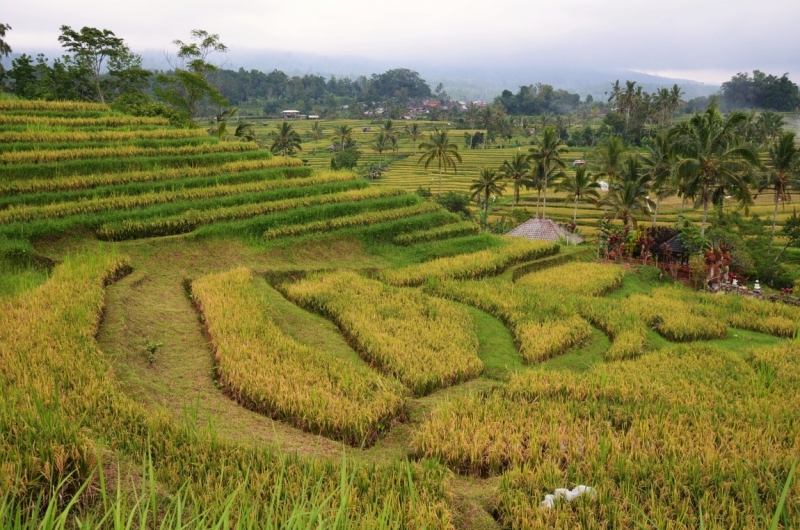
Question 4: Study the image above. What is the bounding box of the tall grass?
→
[0,115,169,126]
[516,261,625,296]
[391,221,480,246]
[0,128,207,144]
[0,100,110,111]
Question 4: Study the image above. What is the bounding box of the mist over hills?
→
[135,48,721,102]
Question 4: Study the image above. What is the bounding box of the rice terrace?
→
[1,11,800,530]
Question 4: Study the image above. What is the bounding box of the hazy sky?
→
[4,0,798,84]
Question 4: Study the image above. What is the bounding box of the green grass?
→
[461,304,523,381]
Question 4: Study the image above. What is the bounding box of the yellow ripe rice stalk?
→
[380,238,559,286]
[516,261,625,296]
[190,267,406,446]
[0,158,301,195]
[0,141,258,164]
[0,115,169,126]
[283,270,482,395]
[0,128,208,143]
[0,100,111,111]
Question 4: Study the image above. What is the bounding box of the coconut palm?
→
[268,121,302,157]
[330,124,354,151]
[640,130,676,225]
[499,151,532,209]
[757,131,800,240]
[404,122,424,155]
[470,166,506,217]
[307,121,324,154]
[0,23,12,58]
[557,166,601,224]
[600,156,654,228]
[672,104,760,236]
[529,126,567,219]
[594,136,627,184]
[464,102,480,128]
[478,105,502,149]
[418,127,462,196]
[372,132,391,167]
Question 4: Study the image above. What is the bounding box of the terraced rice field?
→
[3,101,799,529]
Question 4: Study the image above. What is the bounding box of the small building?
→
[506,218,584,245]
[308,115,320,120]
[282,110,300,120]
[597,180,609,192]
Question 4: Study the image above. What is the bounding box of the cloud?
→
[3,0,798,84]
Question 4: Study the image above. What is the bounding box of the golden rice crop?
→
[577,296,649,360]
[98,186,406,241]
[702,291,799,338]
[0,141,258,164]
[0,115,169,126]
[0,128,208,143]
[190,268,406,445]
[0,171,360,224]
[516,261,625,296]
[0,255,454,528]
[0,158,301,195]
[391,221,480,245]
[282,270,482,395]
[0,100,110,111]
[380,238,560,286]
[426,279,591,363]
[623,288,729,342]
[414,342,800,528]
[263,202,442,240]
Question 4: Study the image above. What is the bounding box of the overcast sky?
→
[4,0,798,85]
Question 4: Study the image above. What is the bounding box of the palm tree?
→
[372,132,391,167]
[404,122,424,155]
[601,156,654,228]
[418,127,462,196]
[757,131,800,240]
[529,126,567,219]
[594,136,627,184]
[307,121,324,154]
[672,104,761,236]
[499,151,532,209]
[470,167,506,217]
[557,166,601,224]
[640,130,675,226]
[269,121,302,157]
[330,124,354,152]
[478,105,501,149]
[529,162,546,218]
[465,102,480,129]
[0,23,12,58]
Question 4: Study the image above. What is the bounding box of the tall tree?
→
[154,30,228,117]
[470,167,506,218]
[418,127,462,196]
[372,132,391,166]
[0,23,11,58]
[672,104,761,236]
[307,121,324,155]
[268,121,302,157]
[478,105,501,149]
[600,156,654,228]
[529,126,567,219]
[640,130,676,226]
[757,131,800,240]
[499,151,532,209]
[330,124,354,151]
[404,122,424,155]
[58,26,126,104]
[594,136,628,184]
[557,166,601,224]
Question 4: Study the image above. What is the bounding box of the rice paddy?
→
[2,99,798,529]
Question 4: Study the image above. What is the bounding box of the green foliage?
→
[435,191,473,219]
[721,70,800,111]
[329,148,360,169]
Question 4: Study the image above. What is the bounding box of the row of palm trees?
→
[466,104,799,238]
